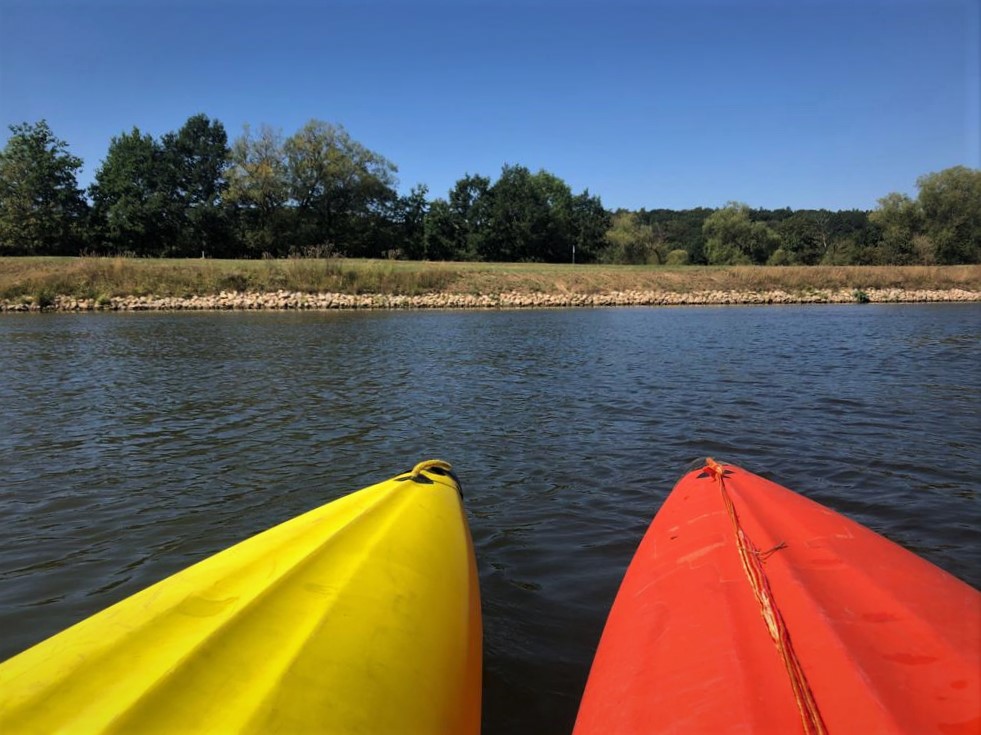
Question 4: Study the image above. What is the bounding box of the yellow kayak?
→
[0,460,482,734]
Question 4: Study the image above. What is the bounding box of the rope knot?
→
[705,457,727,480]
[410,459,453,479]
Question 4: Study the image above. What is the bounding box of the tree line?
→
[1,116,978,265]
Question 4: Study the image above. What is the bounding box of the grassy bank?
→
[0,257,461,302]
[3,257,981,301]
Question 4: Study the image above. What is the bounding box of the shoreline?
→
[3,287,980,312]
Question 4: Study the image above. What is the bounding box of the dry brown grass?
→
[0,257,460,301]
[1,257,979,303]
[389,263,980,295]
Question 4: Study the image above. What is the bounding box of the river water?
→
[1,304,979,734]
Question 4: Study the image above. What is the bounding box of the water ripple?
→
[0,305,979,735]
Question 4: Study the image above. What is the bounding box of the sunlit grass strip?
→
[1,257,979,304]
[0,257,462,302]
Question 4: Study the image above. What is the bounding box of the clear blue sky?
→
[1,0,978,211]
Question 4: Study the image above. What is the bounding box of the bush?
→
[33,287,55,309]
[767,248,793,266]
[665,249,690,266]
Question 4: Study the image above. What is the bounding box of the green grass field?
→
[1,257,979,303]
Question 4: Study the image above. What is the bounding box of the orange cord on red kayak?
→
[704,459,828,735]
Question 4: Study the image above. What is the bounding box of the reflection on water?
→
[1,304,979,734]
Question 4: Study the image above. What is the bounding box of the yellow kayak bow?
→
[0,460,482,734]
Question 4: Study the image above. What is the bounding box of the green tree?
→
[0,120,88,255]
[89,127,178,255]
[528,170,575,262]
[226,124,290,255]
[479,165,545,261]
[702,203,780,265]
[601,211,663,264]
[817,210,876,265]
[446,174,491,260]
[569,190,610,263]
[915,166,981,264]
[283,120,398,255]
[867,192,921,264]
[394,184,429,260]
[422,198,460,260]
[425,166,606,263]
[636,208,713,264]
[479,165,580,262]
[160,114,231,256]
[419,174,491,261]
[775,212,825,264]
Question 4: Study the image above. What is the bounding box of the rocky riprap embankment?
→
[2,288,980,312]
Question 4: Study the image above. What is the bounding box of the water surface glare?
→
[1,305,979,734]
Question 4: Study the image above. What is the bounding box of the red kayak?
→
[574,459,980,735]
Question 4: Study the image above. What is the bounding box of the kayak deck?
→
[574,460,980,735]
[0,460,482,734]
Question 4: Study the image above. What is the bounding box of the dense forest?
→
[1,115,979,265]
